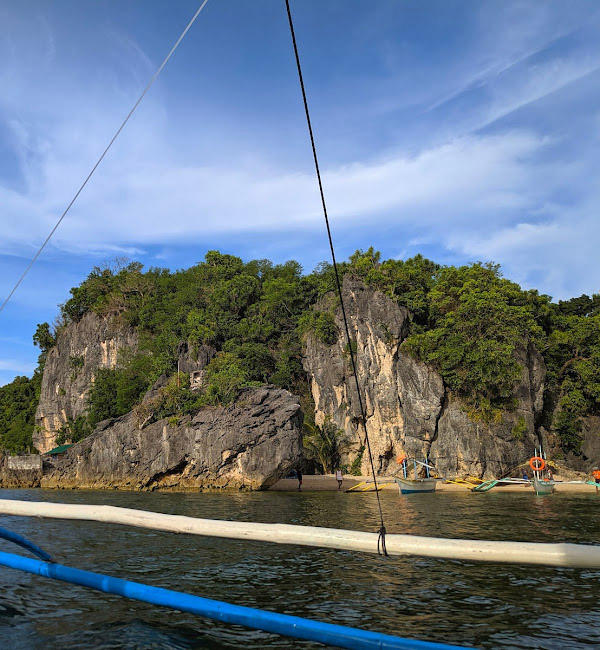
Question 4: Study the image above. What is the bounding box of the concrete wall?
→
[7,455,43,471]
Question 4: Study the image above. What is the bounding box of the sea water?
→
[0,488,599,649]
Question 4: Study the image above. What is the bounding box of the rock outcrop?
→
[27,275,555,487]
[177,342,216,389]
[558,416,600,473]
[303,278,411,472]
[34,312,138,453]
[433,343,545,477]
[35,386,302,490]
[303,277,546,478]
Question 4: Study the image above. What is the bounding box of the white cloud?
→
[1,109,548,252]
[479,56,600,129]
[448,212,600,300]
[1,1,599,306]
[2,77,597,302]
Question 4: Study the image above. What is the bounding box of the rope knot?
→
[377,525,388,557]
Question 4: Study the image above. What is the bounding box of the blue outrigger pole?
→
[0,544,467,650]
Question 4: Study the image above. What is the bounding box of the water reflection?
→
[1,489,599,649]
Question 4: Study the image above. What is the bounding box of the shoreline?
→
[269,474,600,493]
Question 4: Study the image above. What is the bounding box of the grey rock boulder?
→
[40,386,303,491]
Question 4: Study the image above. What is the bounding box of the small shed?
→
[46,444,74,456]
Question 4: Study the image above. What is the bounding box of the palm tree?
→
[303,417,348,474]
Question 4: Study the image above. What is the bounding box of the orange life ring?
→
[397,454,407,464]
[529,456,545,471]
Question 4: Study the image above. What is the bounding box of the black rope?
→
[284,0,387,555]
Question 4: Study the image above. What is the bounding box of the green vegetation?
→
[0,322,50,454]
[3,248,600,456]
[511,416,527,441]
[350,446,365,476]
[0,374,41,454]
[69,354,85,380]
[299,308,338,345]
[56,416,90,446]
[33,322,56,363]
[85,353,157,429]
[541,298,600,452]
[403,262,545,421]
[131,374,202,429]
[345,249,600,450]
[199,353,260,406]
[303,418,348,473]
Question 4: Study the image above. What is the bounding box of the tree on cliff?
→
[0,323,52,453]
[401,263,547,420]
[347,248,440,327]
[33,322,56,353]
[543,310,600,452]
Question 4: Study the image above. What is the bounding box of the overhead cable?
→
[0,1,210,315]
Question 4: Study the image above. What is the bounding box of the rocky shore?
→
[1,387,303,491]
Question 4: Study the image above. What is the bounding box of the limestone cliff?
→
[550,416,600,473]
[29,275,554,484]
[302,277,546,478]
[34,387,302,490]
[34,312,138,453]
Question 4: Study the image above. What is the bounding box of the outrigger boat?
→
[472,477,530,492]
[395,457,438,494]
[530,448,555,495]
[472,449,556,494]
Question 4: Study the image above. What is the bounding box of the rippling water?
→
[1,488,599,649]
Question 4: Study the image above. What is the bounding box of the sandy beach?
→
[270,474,599,493]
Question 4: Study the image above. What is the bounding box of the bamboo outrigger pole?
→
[1,499,599,568]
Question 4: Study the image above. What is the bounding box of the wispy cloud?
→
[0,116,548,250]
[0,358,36,374]
[1,0,600,388]
[1,0,600,306]
[0,335,31,347]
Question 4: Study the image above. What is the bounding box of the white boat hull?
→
[532,477,555,495]
[396,477,437,494]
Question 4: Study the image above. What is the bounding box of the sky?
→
[1,0,600,386]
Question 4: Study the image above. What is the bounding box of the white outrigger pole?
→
[531,446,556,495]
[1,499,600,568]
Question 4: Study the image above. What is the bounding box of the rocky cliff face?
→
[29,276,554,485]
[34,312,138,453]
[303,277,546,478]
[35,386,302,490]
[552,416,600,473]
[432,343,545,478]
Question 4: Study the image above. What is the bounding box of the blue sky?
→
[1,0,600,386]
